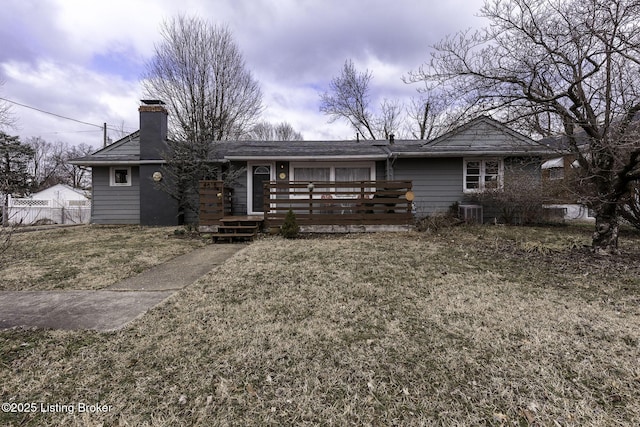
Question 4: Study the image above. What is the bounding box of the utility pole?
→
[103,123,107,147]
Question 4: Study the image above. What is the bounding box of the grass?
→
[0,226,206,290]
[1,225,640,425]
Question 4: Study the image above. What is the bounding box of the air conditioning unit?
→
[459,204,483,224]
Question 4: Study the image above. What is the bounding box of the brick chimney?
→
[139,100,168,160]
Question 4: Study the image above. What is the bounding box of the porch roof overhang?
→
[223,154,388,161]
[68,158,167,166]
[392,147,555,158]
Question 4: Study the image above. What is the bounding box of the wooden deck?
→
[263,181,414,229]
[198,180,415,236]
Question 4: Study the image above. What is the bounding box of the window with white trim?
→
[110,167,132,186]
[291,162,374,182]
[290,162,375,196]
[463,159,503,192]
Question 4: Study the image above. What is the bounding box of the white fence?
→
[6,198,91,225]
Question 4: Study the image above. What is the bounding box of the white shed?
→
[8,184,91,225]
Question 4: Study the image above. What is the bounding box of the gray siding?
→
[393,158,464,216]
[91,167,140,224]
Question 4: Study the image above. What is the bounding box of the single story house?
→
[71,100,554,227]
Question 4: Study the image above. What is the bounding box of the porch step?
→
[211,216,264,243]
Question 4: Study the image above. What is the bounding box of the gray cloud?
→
[1,0,486,144]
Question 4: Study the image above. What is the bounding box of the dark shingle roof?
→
[211,140,391,160]
[71,117,555,166]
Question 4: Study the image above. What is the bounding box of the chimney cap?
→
[141,99,165,105]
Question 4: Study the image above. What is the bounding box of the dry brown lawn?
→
[1,225,639,426]
[0,225,206,290]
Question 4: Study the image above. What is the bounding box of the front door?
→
[252,165,271,213]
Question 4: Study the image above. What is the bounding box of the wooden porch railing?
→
[263,180,414,227]
[199,180,232,226]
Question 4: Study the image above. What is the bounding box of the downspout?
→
[381,145,397,180]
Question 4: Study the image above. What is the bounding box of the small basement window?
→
[110,167,132,186]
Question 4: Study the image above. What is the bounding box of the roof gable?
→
[70,131,143,165]
[425,116,537,150]
[90,131,140,157]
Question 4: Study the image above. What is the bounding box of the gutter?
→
[69,159,230,167]
[68,159,168,166]
[223,155,388,161]
[393,149,555,158]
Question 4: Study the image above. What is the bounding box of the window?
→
[110,167,131,186]
[463,159,503,192]
[291,163,374,182]
[336,167,371,195]
[335,167,370,182]
[290,162,375,196]
[293,167,331,182]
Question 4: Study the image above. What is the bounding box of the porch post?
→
[307,182,314,215]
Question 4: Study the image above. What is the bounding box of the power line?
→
[0,97,136,133]
[35,130,104,135]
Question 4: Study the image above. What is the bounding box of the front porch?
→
[263,180,414,232]
[198,180,415,237]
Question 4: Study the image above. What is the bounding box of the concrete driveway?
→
[0,243,246,332]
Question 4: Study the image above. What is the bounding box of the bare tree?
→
[57,143,93,189]
[409,0,640,254]
[377,98,403,140]
[142,15,263,221]
[25,138,92,190]
[320,60,378,139]
[26,137,62,189]
[321,59,455,140]
[248,122,275,141]
[620,180,640,230]
[143,16,263,143]
[0,81,15,131]
[401,77,471,140]
[247,121,304,141]
[404,93,459,140]
[274,122,304,141]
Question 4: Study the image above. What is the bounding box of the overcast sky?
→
[0,0,486,149]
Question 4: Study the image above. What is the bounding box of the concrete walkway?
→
[0,244,246,332]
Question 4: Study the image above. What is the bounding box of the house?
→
[538,130,601,222]
[70,100,178,225]
[71,101,553,227]
[540,154,596,222]
[213,116,552,225]
[8,183,91,225]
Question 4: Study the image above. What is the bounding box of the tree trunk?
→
[592,204,620,255]
[2,194,8,227]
